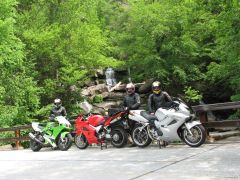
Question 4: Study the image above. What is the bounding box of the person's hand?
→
[171,102,179,110]
[125,107,130,111]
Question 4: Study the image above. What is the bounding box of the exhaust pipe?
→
[105,134,112,141]
[29,133,44,145]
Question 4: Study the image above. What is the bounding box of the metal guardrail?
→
[0,125,32,150]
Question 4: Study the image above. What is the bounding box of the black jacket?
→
[148,91,172,113]
[50,106,67,120]
[123,93,141,110]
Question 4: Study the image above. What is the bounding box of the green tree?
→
[0,0,40,127]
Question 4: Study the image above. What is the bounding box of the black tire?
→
[132,125,152,148]
[111,127,128,148]
[58,133,73,151]
[182,124,206,147]
[30,139,42,152]
[74,134,89,149]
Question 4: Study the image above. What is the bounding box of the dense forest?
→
[1,0,240,128]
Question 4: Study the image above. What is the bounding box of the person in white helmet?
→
[123,83,141,110]
[123,83,140,147]
[49,98,67,121]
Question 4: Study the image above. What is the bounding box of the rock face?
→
[81,81,148,114]
[81,84,109,96]
[79,69,153,114]
[138,79,154,93]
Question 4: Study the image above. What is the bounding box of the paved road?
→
[0,137,240,180]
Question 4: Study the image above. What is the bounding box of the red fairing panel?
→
[88,115,105,127]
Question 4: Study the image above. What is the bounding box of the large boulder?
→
[81,83,108,96]
[101,92,125,100]
[138,79,154,93]
[113,82,145,92]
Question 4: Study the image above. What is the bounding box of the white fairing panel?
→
[32,122,42,132]
[178,102,191,116]
[55,116,71,126]
[128,110,149,123]
[95,125,102,133]
[154,101,192,141]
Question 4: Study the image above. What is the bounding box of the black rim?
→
[31,140,40,148]
[59,135,70,149]
[112,130,124,145]
[133,127,149,145]
[75,134,87,148]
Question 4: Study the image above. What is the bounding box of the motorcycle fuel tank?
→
[88,115,105,127]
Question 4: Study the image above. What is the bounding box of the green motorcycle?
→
[29,116,73,152]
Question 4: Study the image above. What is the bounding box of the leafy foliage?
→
[184,86,202,103]
[1,0,240,130]
[0,0,40,127]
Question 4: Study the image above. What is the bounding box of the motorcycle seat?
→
[108,108,123,117]
[140,111,158,121]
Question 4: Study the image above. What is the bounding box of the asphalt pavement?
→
[0,136,240,180]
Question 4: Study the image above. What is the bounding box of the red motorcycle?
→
[74,108,129,149]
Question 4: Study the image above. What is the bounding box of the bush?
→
[93,95,103,103]
[184,86,202,103]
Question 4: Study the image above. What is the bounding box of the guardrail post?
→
[199,111,208,123]
[199,112,209,136]
[15,129,20,150]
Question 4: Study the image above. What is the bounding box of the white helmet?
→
[126,83,135,95]
[54,98,62,107]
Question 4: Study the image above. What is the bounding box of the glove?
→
[125,107,130,111]
[171,102,179,110]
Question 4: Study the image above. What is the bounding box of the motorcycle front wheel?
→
[74,134,89,149]
[182,124,206,147]
[111,127,128,148]
[58,133,73,151]
[132,125,152,148]
[30,139,42,152]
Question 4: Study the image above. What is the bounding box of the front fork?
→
[137,123,156,141]
[184,123,193,136]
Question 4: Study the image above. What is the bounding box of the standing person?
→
[49,98,67,121]
[123,83,141,110]
[123,83,141,147]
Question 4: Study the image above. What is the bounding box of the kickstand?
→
[105,141,107,149]
[163,141,168,147]
[100,142,103,150]
[157,140,162,149]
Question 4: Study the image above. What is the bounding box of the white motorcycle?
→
[129,98,206,148]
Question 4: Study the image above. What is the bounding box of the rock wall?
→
[81,81,151,114]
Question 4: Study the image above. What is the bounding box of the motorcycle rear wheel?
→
[182,124,206,147]
[132,125,152,148]
[111,127,128,148]
[74,134,89,149]
[58,133,73,151]
[30,139,42,152]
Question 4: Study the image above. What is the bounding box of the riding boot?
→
[154,126,163,136]
[149,120,162,136]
